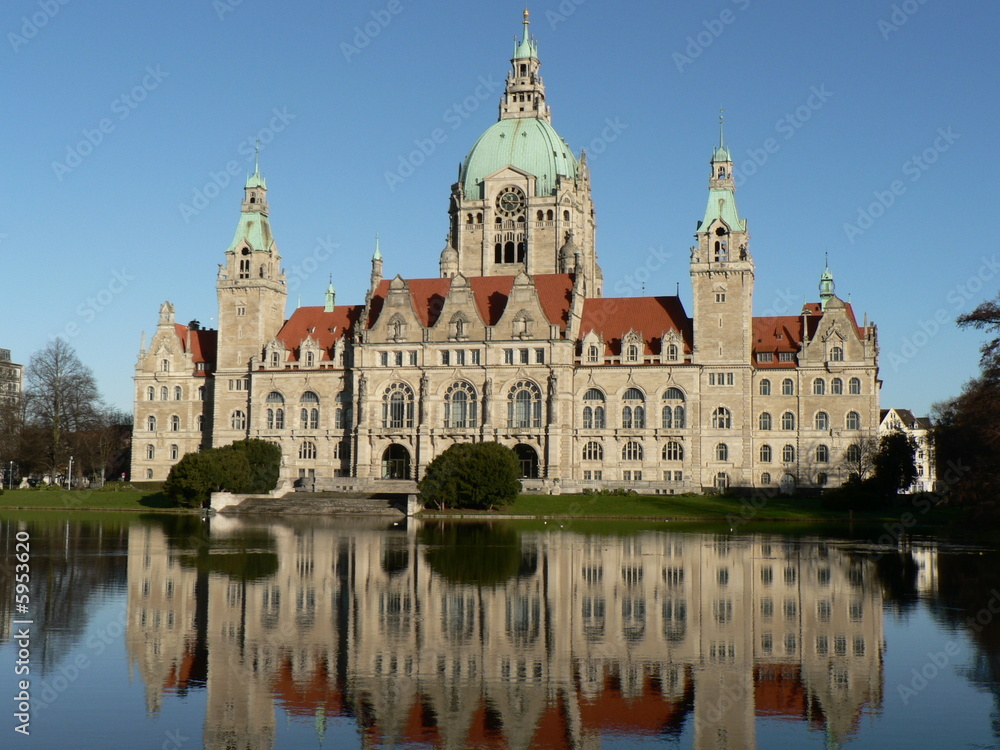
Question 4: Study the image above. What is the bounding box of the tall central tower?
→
[690,124,754,364]
[443,11,602,294]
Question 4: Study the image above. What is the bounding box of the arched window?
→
[662,405,673,429]
[846,411,861,430]
[847,444,862,463]
[445,382,478,428]
[831,346,844,362]
[663,441,683,461]
[335,391,350,429]
[301,391,320,429]
[196,415,204,431]
[145,444,155,460]
[170,445,179,460]
[761,472,772,485]
[813,378,825,395]
[147,415,157,431]
[815,411,830,430]
[239,258,250,279]
[198,385,206,401]
[831,378,843,395]
[760,444,773,462]
[587,344,600,363]
[305,351,315,367]
[160,359,170,372]
[266,391,284,405]
[716,443,729,461]
[622,441,643,461]
[508,380,542,429]
[626,344,640,362]
[759,412,773,431]
[299,441,317,460]
[583,441,603,461]
[849,377,862,395]
[781,412,796,430]
[231,411,246,430]
[782,444,796,463]
[383,383,414,429]
[662,388,685,429]
[712,407,732,429]
[160,386,168,401]
[666,344,679,361]
[146,386,155,401]
[816,444,830,463]
[170,415,180,432]
[583,389,604,429]
[173,386,182,400]
[270,350,280,368]
[759,379,771,396]
[622,388,645,429]
[816,472,828,486]
[782,378,794,396]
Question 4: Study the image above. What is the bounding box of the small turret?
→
[439,236,459,278]
[819,255,836,309]
[324,275,336,313]
[370,234,384,291]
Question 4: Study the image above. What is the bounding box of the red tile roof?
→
[752,302,869,368]
[579,296,691,355]
[364,273,576,331]
[277,304,365,360]
[172,324,217,369]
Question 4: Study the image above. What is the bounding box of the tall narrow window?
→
[507,380,542,429]
[445,382,478,428]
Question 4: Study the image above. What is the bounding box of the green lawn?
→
[0,488,182,511]
[427,492,958,525]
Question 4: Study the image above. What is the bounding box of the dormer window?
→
[626,344,639,363]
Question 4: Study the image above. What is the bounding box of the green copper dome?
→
[461,118,578,199]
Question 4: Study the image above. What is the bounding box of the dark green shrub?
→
[419,442,521,510]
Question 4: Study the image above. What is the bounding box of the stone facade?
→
[0,348,22,404]
[131,13,880,492]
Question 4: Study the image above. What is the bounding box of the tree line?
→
[0,339,131,486]
[932,294,1000,511]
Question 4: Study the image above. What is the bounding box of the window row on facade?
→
[144,384,207,401]
[758,376,863,396]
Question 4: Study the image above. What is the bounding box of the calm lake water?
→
[1,513,999,749]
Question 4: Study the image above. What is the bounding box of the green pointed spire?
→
[820,254,836,309]
[324,275,336,312]
[514,8,537,59]
[713,109,731,162]
[246,140,266,188]
[373,233,382,261]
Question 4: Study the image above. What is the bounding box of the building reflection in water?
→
[125,518,885,750]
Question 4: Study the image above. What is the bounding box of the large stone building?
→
[131,12,880,493]
[0,348,23,404]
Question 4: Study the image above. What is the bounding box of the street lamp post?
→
[67,456,73,490]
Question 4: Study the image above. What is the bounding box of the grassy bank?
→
[427,492,960,525]
[0,488,183,511]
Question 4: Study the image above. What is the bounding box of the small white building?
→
[879,408,935,493]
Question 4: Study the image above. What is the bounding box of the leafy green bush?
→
[163,440,281,508]
[419,442,521,510]
[221,439,281,494]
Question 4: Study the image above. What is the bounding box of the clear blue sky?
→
[2,0,994,415]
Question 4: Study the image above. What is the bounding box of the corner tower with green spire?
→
[446,9,601,294]
[690,115,754,365]
[215,159,287,373]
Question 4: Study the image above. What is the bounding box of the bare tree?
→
[24,339,102,476]
[842,435,879,483]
